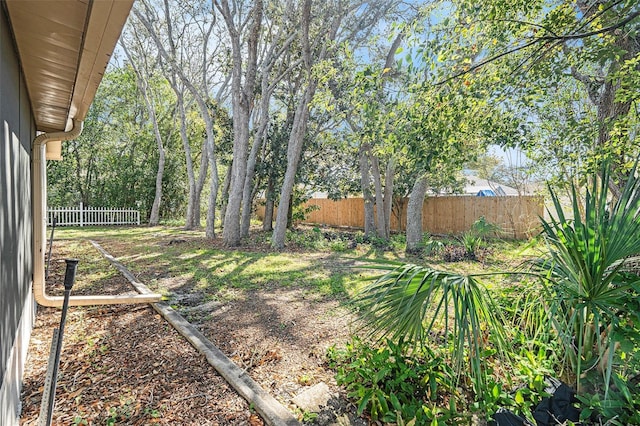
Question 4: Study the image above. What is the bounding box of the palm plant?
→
[459,216,502,258]
[356,161,640,403]
[470,216,501,239]
[536,162,640,394]
[356,261,508,390]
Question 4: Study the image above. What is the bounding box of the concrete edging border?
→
[90,240,301,426]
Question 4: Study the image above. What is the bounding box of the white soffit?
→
[5,0,134,133]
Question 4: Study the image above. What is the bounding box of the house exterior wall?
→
[0,3,36,424]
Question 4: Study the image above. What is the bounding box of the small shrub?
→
[470,216,501,239]
[353,231,366,244]
[328,239,349,252]
[459,233,481,259]
[455,217,502,260]
[389,233,407,251]
[286,228,325,250]
[327,338,463,424]
[423,235,444,257]
[366,234,391,250]
[578,373,640,425]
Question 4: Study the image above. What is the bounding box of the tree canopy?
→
[47,0,640,246]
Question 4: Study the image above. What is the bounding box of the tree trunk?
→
[383,158,395,237]
[239,126,265,239]
[132,5,220,232]
[370,154,388,239]
[567,15,639,198]
[263,176,275,231]
[148,135,165,226]
[359,144,375,237]
[220,165,232,230]
[272,82,316,249]
[175,89,198,229]
[406,175,429,254]
[219,0,263,247]
[193,140,209,228]
[240,74,273,239]
[222,105,251,244]
[122,43,165,226]
[204,123,219,239]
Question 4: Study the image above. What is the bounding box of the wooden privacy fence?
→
[256,196,544,239]
[48,203,140,227]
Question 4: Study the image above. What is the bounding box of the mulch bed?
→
[20,236,364,425]
[19,254,258,425]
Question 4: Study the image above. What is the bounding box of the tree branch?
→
[436,9,640,86]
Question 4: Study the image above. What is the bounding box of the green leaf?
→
[492,383,500,399]
[357,390,372,415]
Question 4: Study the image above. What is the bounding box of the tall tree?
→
[133,0,229,237]
[438,0,640,193]
[217,0,264,246]
[48,66,184,220]
[271,0,399,249]
[121,38,170,226]
[239,2,301,239]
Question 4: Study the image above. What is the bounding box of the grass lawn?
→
[50,225,535,304]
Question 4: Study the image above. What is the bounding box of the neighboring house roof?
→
[464,175,520,196]
[4,0,134,133]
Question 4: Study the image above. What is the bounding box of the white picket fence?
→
[47,203,140,227]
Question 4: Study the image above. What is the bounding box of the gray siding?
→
[0,1,35,422]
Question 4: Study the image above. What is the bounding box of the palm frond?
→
[356,262,507,387]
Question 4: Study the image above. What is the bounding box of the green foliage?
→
[290,190,321,226]
[462,216,501,255]
[328,239,349,252]
[535,161,640,394]
[286,227,326,250]
[301,410,318,423]
[422,235,445,257]
[354,160,640,421]
[104,395,136,425]
[578,374,640,425]
[72,416,88,425]
[469,216,501,240]
[47,66,190,221]
[432,0,640,189]
[327,338,462,424]
[356,261,508,390]
[459,233,483,258]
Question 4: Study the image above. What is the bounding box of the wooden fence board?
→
[255,196,544,239]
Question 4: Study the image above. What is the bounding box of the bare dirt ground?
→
[20,234,365,425]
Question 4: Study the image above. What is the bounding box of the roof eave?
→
[5,0,134,133]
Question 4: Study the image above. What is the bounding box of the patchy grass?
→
[49,226,538,303]
[50,226,409,305]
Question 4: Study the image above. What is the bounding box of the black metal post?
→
[40,259,78,426]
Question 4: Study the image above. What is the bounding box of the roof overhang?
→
[4,0,134,133]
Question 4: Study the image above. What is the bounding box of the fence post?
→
[79,202,83,227]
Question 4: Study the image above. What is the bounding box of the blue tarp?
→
[476,189,496,196]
